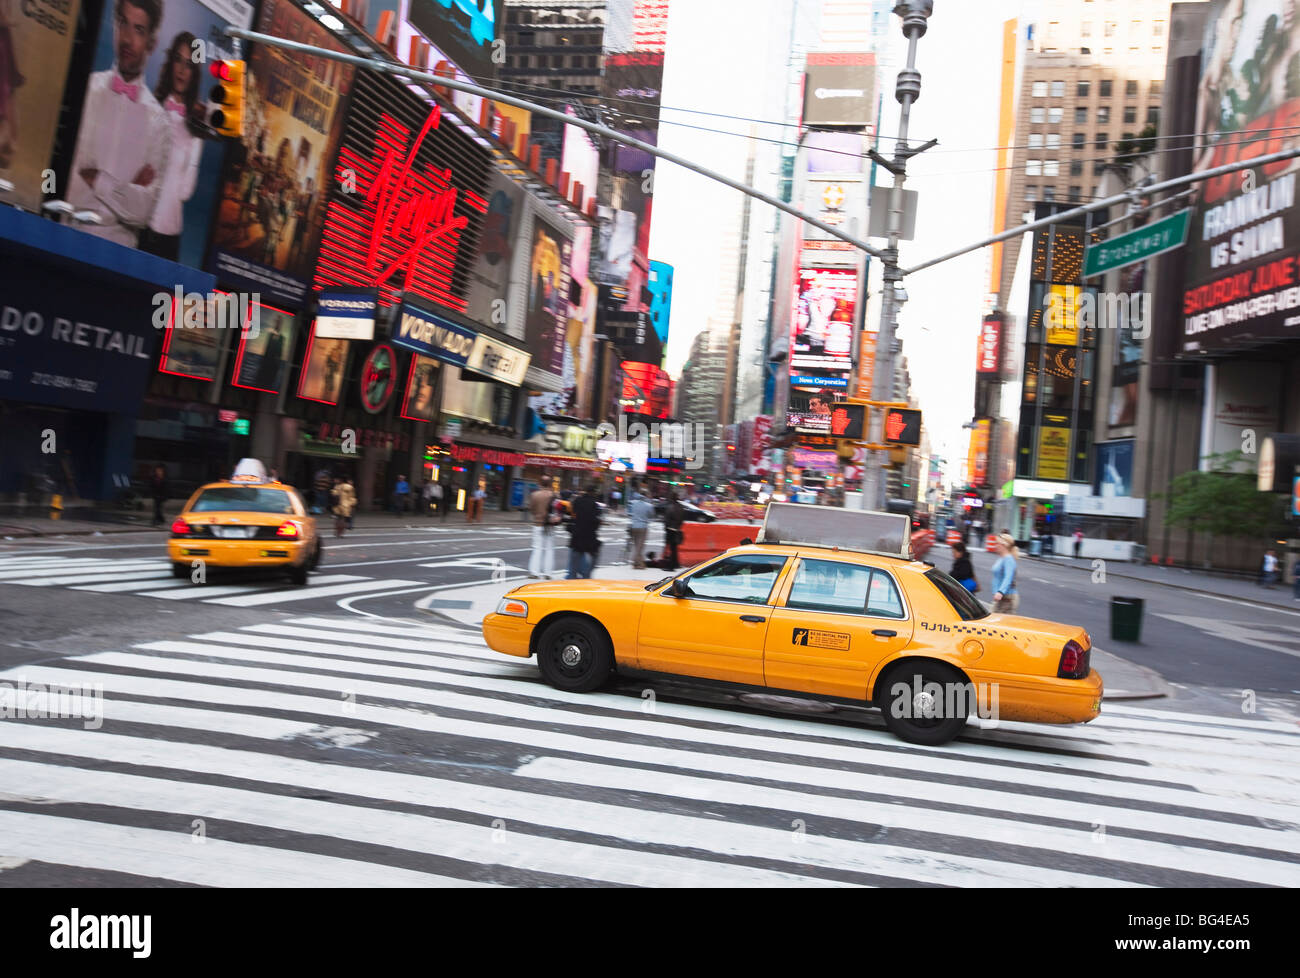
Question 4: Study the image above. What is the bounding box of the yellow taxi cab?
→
[168,459,321,585]
[483,503,1103,745]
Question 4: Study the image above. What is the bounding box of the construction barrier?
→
[986,535,999,553]
[946,528,960,546]
[698,501,766,521]
[912,530,935,561]
[676,521,759,566]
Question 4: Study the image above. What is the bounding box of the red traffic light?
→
[210,60,234,81]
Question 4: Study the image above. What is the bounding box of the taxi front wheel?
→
[877,661,970,746]
[536,617,613,693]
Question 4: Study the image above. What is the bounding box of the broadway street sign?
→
[1084,208,1191,277]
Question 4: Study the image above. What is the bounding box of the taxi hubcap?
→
[560,644,584,667]
[913,689,937,717]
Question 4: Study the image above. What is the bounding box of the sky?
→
[650,0,1022,484]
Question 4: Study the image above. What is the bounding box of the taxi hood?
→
[508,578,656,598]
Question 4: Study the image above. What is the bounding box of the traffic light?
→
[884,408,922,446]
[208,60,246,138]
[829,402,866,440]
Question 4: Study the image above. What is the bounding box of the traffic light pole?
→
[864,2,933,512]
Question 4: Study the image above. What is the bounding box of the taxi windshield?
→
[191,487,294,514]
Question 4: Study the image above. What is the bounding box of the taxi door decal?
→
[792,627,851,651]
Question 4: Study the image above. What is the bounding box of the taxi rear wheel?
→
[877,661,970,746]
[309,539,322,569]
[536,617,613,693]
[288,559,309,586]
[171,562,188,580]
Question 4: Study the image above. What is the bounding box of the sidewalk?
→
[0,504,541,539]
[418,562,1165,701]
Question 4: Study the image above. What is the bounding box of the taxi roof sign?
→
[230,458,270,483]
[758,502,912,559]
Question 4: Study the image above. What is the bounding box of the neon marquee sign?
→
[316,105,488,309]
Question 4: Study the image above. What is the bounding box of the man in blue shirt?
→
[627,489,655,569]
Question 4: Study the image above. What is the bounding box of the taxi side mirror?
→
[665,578,687,598]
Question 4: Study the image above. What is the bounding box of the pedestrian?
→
[566,482,602,579]
[991,532,1020,614]
[527,478,560,578]
[976,519,987,547]
[312,467,332,514]
[393,475,410,515]
[468,479,486,523]
[1259,549,1280,588]
[149,465,168,527]
[331,476,356,538]
[950,541,978,595]
[430,480,444,518]
[627,489,654,569]
[662,491,686,570]
[1073,528,1084,559]
[421,478,436,517]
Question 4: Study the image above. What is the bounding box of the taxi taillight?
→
[1058,639,1089,679]
[171,518,191,535]
[275,521,301,538]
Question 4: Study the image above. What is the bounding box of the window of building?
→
[1100,79,1113,96]
[1043,187,1056,202]
[1074,107,1088,124]
[1046,133,1060,149]
[1093,160,1106,174]
[1147,106,1159,124]
[1070,159,1084,176]
[1150,79,1163,96]
[1049,107,1063,123]
[1131,20,1142,37]
[1032,80,1047,97]
[1031,107,1045,123]
[1097,106,1110,123]
[1078,79,1091,97]
[1072,132,1086,149]
[1081,21,1092,37]
[1026,159,1042,176]
[1043,160,1060,176]
[1050,80,1065,96]
[1126,79,1138,96]
[1028,133,1043,148]
[1026,185,1038,201]
[1104,20,1116,36]
[1095,132,1109,148]
[1124,105,1137,124]
[1069,185,1083,200]
[1154,20,1165,37]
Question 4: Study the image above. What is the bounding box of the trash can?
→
[1041,534,1055,555]
[1110,596,1144,642]
[1029,537,1042,556]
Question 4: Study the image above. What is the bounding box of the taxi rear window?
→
[925,569,989,621]
[191,488,294,514]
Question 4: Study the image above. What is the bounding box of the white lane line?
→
[205,578,423,607]
[287,615,488,642]
[75,578,195,593]
[0,759,841,889]
[1201,593,1300,618]
[24,569,175,587]
[139,574,367,601]
[0,729,1120,888]
[12,664,1297,864]
[55,653,1300,815]
[240,621,494,655]
[0,810,485,888]
[0,561,158,581]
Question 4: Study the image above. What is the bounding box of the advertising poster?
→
[787,374,848,436]
[1093,440,1134,498]
[209,0,355,305]
[526,217,571,374]
[803,53,877,129]
[334,0,403,50]
[1037,426,1070,481]
[232,303,295,393]
[440,364,494,424]
[297,324,349,404]
[406,0,504,83]
[968,418,991,486]
[791,268,856,371]
[465,169,523,327]
[1,0,81,212]
[63,0,252,260]
[315,290,376,340]
[400,353,440,421]
[1183,0,1300,352]
[805,129,864,174]
[158,291,236,381]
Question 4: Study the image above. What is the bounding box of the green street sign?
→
[231,419,251,435]
[1084,208,1191,277]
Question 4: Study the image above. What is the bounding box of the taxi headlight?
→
[496,597,529,618]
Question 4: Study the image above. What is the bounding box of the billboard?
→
[977,314,1002,373]
[802,53,877,130]
[400,353,440,421]
[1,0,81,212]
[440,363,494,424]
[64,0,252,261]
[231,303,296,394]
[786,374,847,436]
[158,291,237,381]
[968,418,991,486]
[297,322,349,404]
[526,216,572,375]
[407,0,504,83]
[464,169,523,327]
[791,268,856,371]
[1093,440,1134,498]
[209,0,354,306]
[647,260,673,343]
[619,361,672,418]
[315,291,376,340]
[1183,0,1300,352]
[597,439,649,474]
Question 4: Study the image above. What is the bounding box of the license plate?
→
[214,526,255,539]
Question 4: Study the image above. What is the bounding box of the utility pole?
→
[865,1,934,511]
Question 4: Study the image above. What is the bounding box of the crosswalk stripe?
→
[112,636,1300,804]
[22,651,1300,827]
[234,622,500,660]
[0,561,163,581]
[7,661,1297,880]
[0,759,847,888]
[25,569,176,587]
[203,578,424,606]
[0,726,1129,887]
[0,810,487,888]
[287,614,490,643]
[75,578,195,593]
[136,574,368,601]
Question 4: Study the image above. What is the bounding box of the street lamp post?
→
[865,1,934,512]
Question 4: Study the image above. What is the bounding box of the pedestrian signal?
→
[208,60,246,138]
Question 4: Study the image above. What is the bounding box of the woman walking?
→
[331,476,356,538]
[990,532,1020,614]
[950,541,978,594]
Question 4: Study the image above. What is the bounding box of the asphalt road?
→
[0,523,1297,887]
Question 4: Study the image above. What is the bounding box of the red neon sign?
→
[316,107,487,308]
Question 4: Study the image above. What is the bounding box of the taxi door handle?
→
[872,629,897,637]
[739,614,766,623]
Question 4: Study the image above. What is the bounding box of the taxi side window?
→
[785,559,906,619]
[679,555,787,605]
